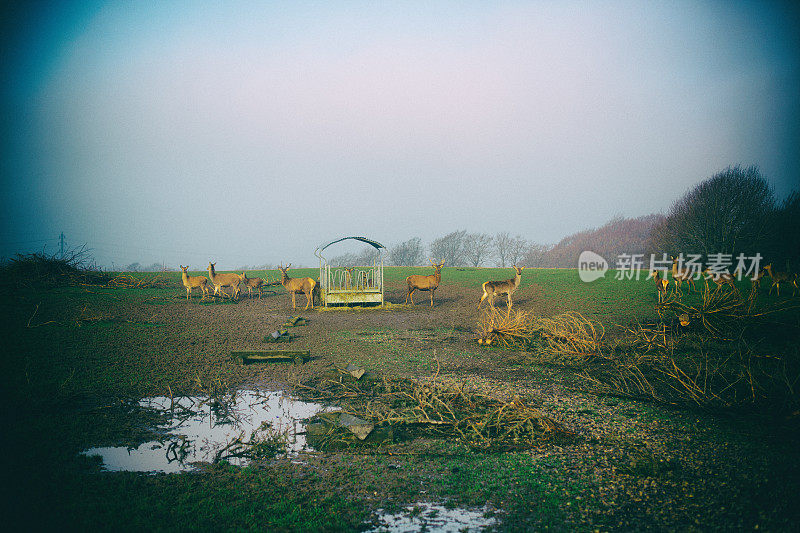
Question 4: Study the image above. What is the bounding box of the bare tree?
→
[389,237,425,266]
[329,248,379,266]
[430,230,468,266]
[493,232,512,267]
[509,235,529,266]
[463,233,493,267]
[650,165,776,258]
[521,243,552,267]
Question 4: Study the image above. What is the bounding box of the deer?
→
[647,270,669,303]
[702,268,737,291]
[406,259,445,307]
[344,267,354,289]
[179,265,209,300]
[207,262,242,300]
[241,272,266,299]
[478,265,525,309]
[670,255,696,296]
[764,264,798,296]
[278,263,316,309]
[749,268,766,291]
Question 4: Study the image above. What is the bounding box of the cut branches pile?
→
[295,371,575,451]
[477,308,603,365]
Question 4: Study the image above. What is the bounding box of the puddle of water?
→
[370,504,498,532]
[82,389,328,473]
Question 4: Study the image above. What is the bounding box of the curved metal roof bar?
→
[314,236,385,261]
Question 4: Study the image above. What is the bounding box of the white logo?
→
[578,251,608,282]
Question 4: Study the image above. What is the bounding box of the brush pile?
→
[477,308,603,365]
[296,372,575,451]
[656,282,763,339]
[0,247,108,289]
[105,272,171,289]
[476,290,800,412]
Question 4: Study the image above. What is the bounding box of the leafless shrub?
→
[477,308,604,365]
[0,246,109,289]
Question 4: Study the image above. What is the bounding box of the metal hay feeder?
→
[314,236,385,307]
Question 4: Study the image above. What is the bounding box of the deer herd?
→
[179,260,530,310]
[648,255,799,302]
[180,255,797,311]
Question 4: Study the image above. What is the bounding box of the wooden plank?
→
[232,350,311,365]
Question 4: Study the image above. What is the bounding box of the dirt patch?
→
[4,273,800,531]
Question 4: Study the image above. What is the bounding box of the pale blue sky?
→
[2,1,798,269]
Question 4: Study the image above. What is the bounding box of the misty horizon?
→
[2,1,798,270]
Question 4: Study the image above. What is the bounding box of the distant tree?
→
[537,214,664,268]
[389,237,425,266]
[650,166,776,259]
[521,243,552,267]
[329,253,358,267]
[329,248,380,267]
[463,233,493,267]
[354,247,380,265]
[144,262,168,272]
[508,235,529,266]
[766,190,800,270]
[493,231,514,267]
[126,262,141,272]
[430,230,468,266]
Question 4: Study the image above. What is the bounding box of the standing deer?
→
[241,272,265,299]
[278,263,316,309]
[405,259,445,307]
[180,265,209,300]
[207,262,242,300]
[750,268,766,290]
[764,264,798,296]
[670,256,696,296]
[478,266,524,309]
[344,267,354,289]
[702,268,737,291]
[647,270,669,303]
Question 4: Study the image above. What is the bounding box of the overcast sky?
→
[2,1,798,270]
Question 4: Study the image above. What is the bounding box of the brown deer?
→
[764,264,798,296]
[702,268,737,291]
[647,270,669,303]
[750,268,766,291]
[207,262,242,300]
[278,263,316,309]
[344,267,354,289]
[180,265,209,300]
[478,265,524,309]
[670,255,696,296]
[241,272,265,299]
[405,259,445,307]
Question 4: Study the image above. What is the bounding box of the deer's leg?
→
[507,293,512,309]
[407,288,415,305]
[430,289,434,307]
[478,290,488,309]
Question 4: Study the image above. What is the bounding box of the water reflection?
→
[370,504,498,532]
[82,389,328,473]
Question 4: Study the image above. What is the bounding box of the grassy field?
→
[2,265,799,531]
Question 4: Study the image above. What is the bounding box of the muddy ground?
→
[4,277,800,531]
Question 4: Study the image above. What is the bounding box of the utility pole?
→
[59,232,65,256]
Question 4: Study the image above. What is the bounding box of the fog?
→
[2,1,798,269]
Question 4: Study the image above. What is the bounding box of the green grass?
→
[4,266,799,531]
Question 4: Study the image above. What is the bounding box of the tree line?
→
[332,165,798,270]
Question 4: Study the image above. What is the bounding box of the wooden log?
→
[232,350,311,365]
